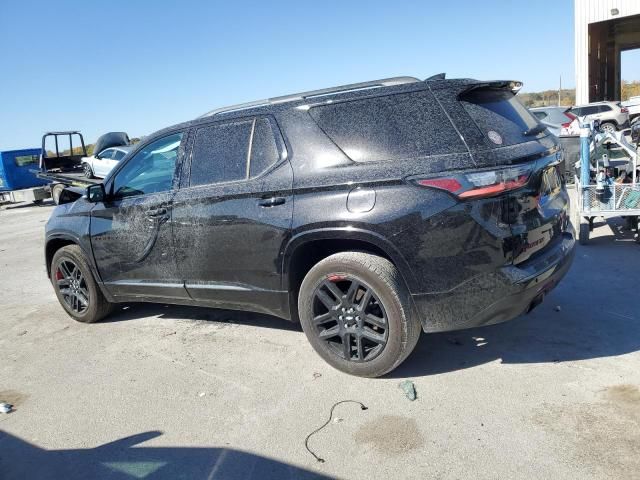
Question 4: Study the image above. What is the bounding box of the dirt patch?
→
[0,390,28,410]
[354,415,424,456]
[532,384,640,479]
[606,384,640,406]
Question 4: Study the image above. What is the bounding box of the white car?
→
[530,106,580,137]
[622,96,640,122]
[568,101,630,133]
[82,146,132,179]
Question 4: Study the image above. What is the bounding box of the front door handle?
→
[258,197,286,207]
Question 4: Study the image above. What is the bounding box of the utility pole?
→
[558,75,562,106]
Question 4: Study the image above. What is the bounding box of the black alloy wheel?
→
[312,275,389,362]
[54,259,90,314]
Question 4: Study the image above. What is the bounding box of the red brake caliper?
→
[55,269,64,281]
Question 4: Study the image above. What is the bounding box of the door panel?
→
[89,131,189,300]
[172,159,294,316]
[90,192,188,299]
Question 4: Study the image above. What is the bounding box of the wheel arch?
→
[282,228,417,321]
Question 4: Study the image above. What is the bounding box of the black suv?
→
[45,75,575,377]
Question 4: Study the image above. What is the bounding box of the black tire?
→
[298,252,420,377]
[83,163,94,179]
[579,222,590,245]
[51,184,65,205]
[51,245,113,323]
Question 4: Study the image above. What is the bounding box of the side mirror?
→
[87,183,106,203]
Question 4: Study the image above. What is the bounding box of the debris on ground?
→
[399,380,417,401]
[0,402,13,414]
[312,372,322,380]
[17,330,27,336]
[304,400,368,463]
[333,417,343,423]
[198,392,206,398]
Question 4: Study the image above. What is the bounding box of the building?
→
[574,0,640,105]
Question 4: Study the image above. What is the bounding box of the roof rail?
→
[199,76,421,118]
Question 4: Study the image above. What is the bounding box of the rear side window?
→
[113,150,126,161]
[249,118,279,177]
[190,120,253,186]
[460,89,541,147]
[309,90,466,163]
[598,105,612,112]
[190,117,281,186]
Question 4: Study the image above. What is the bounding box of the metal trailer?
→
[574,122,640,244]
[35,131,100,204]
[0,148,51,204]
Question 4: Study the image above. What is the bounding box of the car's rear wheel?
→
[298,252,420,377]
[51,245,113,323]
[83,163,94,178]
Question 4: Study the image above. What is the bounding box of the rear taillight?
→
[621,107,629,114]
[414,164,532,199]
[562,111,577,128]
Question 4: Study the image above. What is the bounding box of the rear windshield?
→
[460,88,543,147]
[309,90,466,163]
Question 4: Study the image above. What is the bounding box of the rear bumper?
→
[412,230,575,333]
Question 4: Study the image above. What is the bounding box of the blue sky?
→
[0,0,639,149]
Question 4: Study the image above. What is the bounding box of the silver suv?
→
[569,101,630,133]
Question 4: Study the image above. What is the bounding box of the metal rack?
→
[574,125,640,244]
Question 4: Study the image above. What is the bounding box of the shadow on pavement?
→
[1,200,55,210]
[104,303,302,332]
[0,430,331,480]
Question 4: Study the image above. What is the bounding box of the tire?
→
[50,245,113,323]
[51,184,65,205]
[83,163,94,179]
[600,122,616,134]
[298,252,421,377]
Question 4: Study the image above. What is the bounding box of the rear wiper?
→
[523,124,548,136]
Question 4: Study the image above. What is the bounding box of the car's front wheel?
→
[83,163,94,178]
[51,245,113,323]
[298,252,420,377]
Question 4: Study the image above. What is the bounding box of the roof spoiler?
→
[460,80,524,95]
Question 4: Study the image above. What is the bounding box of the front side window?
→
[111,132,183,198]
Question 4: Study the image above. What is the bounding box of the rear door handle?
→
[147,207,168,217]
[258,197,286,207]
